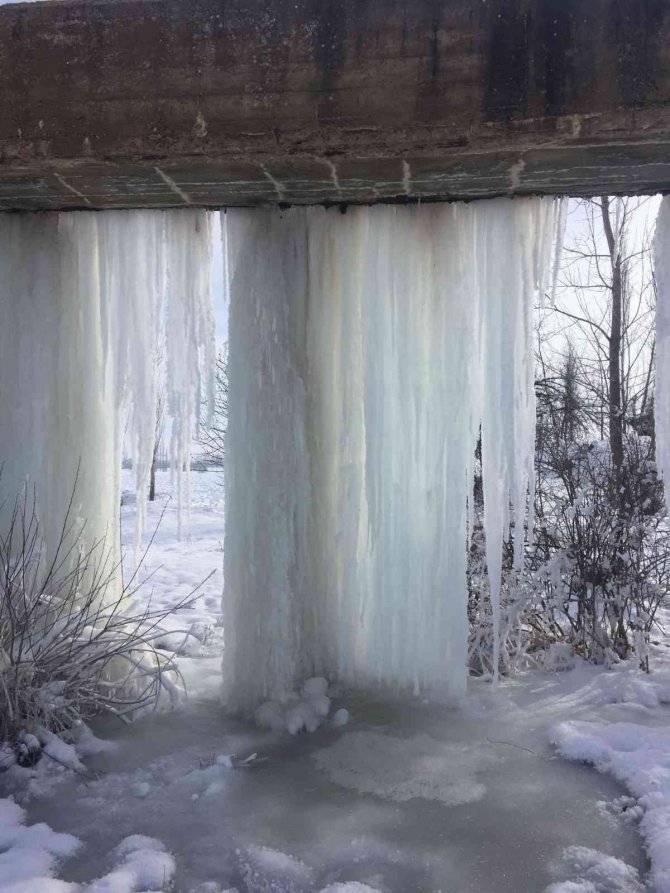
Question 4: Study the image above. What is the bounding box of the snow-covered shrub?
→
[466,438,556,677]
[467,525,551,678]
[531,434,669,667]
[468,433,669,676]
[0,483,203,759]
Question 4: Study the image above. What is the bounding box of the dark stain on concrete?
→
[609,0,668,107]
[0,0,669,209]
[482,0,530,122]
[533,0,579,117]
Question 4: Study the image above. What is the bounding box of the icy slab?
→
[223,198,563,711]
[311,730,499,805]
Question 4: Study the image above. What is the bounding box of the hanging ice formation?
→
[0,209,214,583]
[223,197,563,713]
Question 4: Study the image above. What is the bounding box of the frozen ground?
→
[1,469,669,892]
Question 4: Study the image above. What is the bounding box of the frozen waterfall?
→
[0,210,214,587]
[223,197,563,713]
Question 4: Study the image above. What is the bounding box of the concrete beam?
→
[1,0,670,210]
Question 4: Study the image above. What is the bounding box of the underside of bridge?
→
[0,0,669,210]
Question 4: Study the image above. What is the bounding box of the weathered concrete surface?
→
[1,0,670,209]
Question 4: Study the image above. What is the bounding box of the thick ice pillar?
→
[223,210,313,708]
[0,210,213,587]
[223,198,561,713]
[0,214,118,572]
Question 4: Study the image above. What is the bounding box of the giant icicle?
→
[0,210,214,588]
[223,197,561,713]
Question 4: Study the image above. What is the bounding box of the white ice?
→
[223,198,562,711]
[0,210,214,590]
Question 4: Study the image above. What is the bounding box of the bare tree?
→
[538,197,657,450]
[528,197,665,666]
[148,389,164,502]
[198,351,227,471]
[601,196,625,473]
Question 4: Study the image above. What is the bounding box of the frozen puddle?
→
[311,731,495,805]
[17,686,649,893]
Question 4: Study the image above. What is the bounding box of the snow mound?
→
[331,709,349,729]
[0,797,80,890]
[547,883,598,893]
[238,845,314,893]
[318,884,382,893]
[176,757,233,799]
[89,835,175,893]
[255,678,334,734]
[583,668,670,710]
[302,677,328,698]
[0,796,175,893]
[544,643,576,672]
[312,731,498,805]
[188,884,238,893]
[237,845,381,893]
[552,721,670,892]
[546,845,644,893]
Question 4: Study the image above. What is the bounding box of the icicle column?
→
[0,210,214,585]
[223,198,561,712]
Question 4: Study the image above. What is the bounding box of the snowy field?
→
[1,469,669,892]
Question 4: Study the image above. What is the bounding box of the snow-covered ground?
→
[118,467,226,703]
[1,469,669,892]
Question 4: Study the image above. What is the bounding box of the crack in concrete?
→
[261,164,286,201]
[154,167,192,204]
[54,173,92,206]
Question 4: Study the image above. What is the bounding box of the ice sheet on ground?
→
[311,730,495,805]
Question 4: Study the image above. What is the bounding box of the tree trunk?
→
[601,197,624,475]
[149,449,157,502]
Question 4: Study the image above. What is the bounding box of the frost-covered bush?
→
[467,526,552,678]
[468,434,669,676]
[0,484,201,759]
[531,434,669,667]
